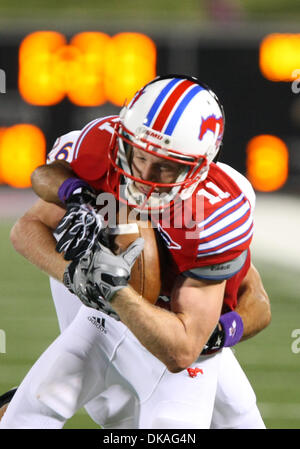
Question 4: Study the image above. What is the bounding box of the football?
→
[0,404,8,421]
[109,206,162,304]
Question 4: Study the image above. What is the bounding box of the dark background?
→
[0,29,299,193]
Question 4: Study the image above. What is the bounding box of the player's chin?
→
[135,184,151,195]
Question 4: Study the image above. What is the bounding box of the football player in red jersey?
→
[1,75,270,429]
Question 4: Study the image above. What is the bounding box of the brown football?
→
[109,207,162,304]
[0,403,8,421]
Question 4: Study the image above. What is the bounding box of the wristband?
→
[58,177,91,204]
[219,311,244,347]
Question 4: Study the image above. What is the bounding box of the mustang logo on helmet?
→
[199,115,224,143]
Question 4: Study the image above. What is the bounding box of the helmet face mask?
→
[108,74,225,210]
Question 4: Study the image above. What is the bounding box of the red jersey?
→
[49,116,254,312]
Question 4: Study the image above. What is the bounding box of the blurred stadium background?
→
[0,0,300,429]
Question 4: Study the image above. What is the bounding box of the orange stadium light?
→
[68,32,111,106]
[0,124,46,188]
[19,31,67,105]
[19,31,157,106]
[259,33,300,81]
[246,135,289,192]
[104,32,157,106]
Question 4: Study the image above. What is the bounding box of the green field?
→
[0,0,299,21]
[0,219,300,429]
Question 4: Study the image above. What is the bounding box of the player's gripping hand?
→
[86,237,144,302]
[63,238,144,319]
[63,250,120,320]
[201,323,225,355]
[55,178,103,260]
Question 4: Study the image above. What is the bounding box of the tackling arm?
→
[32,160,103,261]
[10,197,105,310]
[10,199,69,282]
[202,262,271,354]
[31,160,74,207]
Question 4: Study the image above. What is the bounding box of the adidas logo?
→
[87,316,107,334]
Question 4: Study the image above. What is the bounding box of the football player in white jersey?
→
[0,75,270,429]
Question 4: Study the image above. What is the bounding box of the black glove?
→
[201,323,225,355]
[55,186,103,261]
[201,310,244,355]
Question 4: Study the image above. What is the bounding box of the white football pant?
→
[0,279,265,429]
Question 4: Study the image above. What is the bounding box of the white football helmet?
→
[108,74,225,209]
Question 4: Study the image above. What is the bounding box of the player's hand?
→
[55,187,103,260]
[63,238,144,319]
[201,311,244,355]
[88,238,144,302]
[201,323,225,355]
[63,250,120,320]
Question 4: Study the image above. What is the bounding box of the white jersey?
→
[47,131,81,164]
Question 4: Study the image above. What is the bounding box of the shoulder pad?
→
[217,162,256,210]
